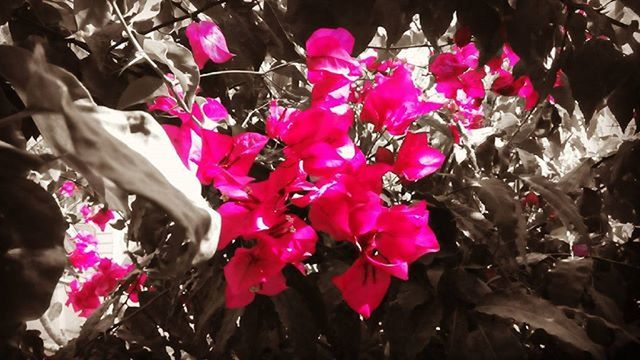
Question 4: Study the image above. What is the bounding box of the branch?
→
[111,0,202,127]
[110,0,228,51]
[200,61,298,77]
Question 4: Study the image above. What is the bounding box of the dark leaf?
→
[273,288,319,359]
[545,258,593,307]
[476,292,605,359]
[473,178,526,258]
[117,75,166,109]
[419,0,456,47]
[521,175,589,244]
[564,39,626,122]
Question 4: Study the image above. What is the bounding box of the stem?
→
[110,0,229,51]
[200,62,298,77]
[111,0,202,127]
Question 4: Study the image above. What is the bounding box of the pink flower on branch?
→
[59,180,77,197]
[361,66,442,135]
[393,132,446,181]
[185,20,234,68]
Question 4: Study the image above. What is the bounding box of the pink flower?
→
[305,28,361,82]
[185,20,234,68]
[74,231,97,245]
[393,132,445,181]
[197,131,268,199]
[361,66,442,135]
[255,214,317,263]
[266,101,298,140]
[87,207,115,231]
[79,204,93,220]
[68,242,101,271]
[66,279,101,317]
[280,107,356,177]
[125,273,147,303]
[91,259,133,296]
[224,246,287,308]
[332,257,391,318]
[430,53,468,81]
[59,180,77,197]
[516,76,539,110]
[374,202,440,264]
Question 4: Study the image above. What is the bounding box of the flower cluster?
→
[152,25,451,317]
[429,30,539,137]
[153,22,539,317]
[61,199,144,317]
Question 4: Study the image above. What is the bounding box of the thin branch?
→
[110,0,228,51]
[201,62,298,77]
[108,288,170,332]
[111,0,202,127]
[367,43,434,50]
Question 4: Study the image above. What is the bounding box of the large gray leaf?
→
[476,292,605,359]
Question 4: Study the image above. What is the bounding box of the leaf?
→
[545,258,593,307]
[142,38,200,107]
[476,292,605,359]
[564,39,626,122]
[117,75,166,109]
[473,178,526,257]
[419,0,456,47]
[463,316,526,359]
[521,175,589,244]
[74,0,112,32]
[212,308,244,356]
[0,44,220,265]
[272,288,319,359]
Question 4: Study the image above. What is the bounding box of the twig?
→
[108,288,170,332]
[201,62,298,77]
[111,0,202,127]
[367,43,434,50]
[110,0,228,51]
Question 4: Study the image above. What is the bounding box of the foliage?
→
[1,0,640,359]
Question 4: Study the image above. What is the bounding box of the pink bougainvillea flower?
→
[393,132,445,181]
[91,259,133,297]
[79,204,93,220]
[311,72,352,111]
[125,273,148,303]
[430,53,469,81]
[162,123,202,171]
[256,214,318,263]
[361,66,442,135]
[280,107,356,177]
[59,180,77,197]
[459,69,486,99]
[491,69,520,96]
[332,257,391,318]
[197,131,268,199]
[185,20,234,68]
[266,101,298,140]
[68,241,101,271]
[516,76,539,110]
[74,231,97,245]
[375,147,395,165]
[66,279,101,317]
[224,246,287,308]
[374,201,439,263]
[87,207,115,231]
[305,28,362,82]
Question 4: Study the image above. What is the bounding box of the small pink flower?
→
[361,66,442,135]
[66,279,101,317]
[59,181,77,197]
[393,132,445,181]
[87,207,115,231]
[305,28,361,82]
[185,20,234,68]
[332,257,391,318]
[68,241,101,271]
